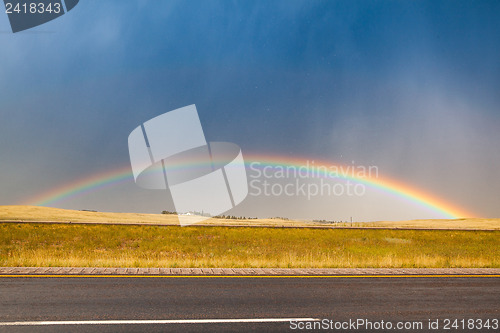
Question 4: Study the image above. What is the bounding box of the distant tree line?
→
[161,210,256,220]
[213,214,257,220]
[313,219,344,223]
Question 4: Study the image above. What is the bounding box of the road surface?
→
[0,276,498,332]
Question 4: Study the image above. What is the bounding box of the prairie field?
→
[0,205,313,227]
[1,205,499,229]
[0,223,498,268]
[1,205,498,268]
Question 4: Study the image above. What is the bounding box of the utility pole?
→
[350,216,352,226]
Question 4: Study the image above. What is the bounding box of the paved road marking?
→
[0,318,319,326]
[0,274,499,278]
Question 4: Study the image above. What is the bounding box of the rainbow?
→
[22,154,476,218]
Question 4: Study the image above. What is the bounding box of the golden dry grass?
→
[1,223,498,268]
[363,218,500,230]
[0,205,179,224]
[0,205,315,227]
[1,205,499,229]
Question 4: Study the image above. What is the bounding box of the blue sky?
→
[1,0,499,220]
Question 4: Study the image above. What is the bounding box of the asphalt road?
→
[0,276,498,332]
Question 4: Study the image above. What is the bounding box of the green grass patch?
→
[0,223,498,268]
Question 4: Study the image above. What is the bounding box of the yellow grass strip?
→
[1,275,499,278]
[1,205,499,229]
[1,223,498,268]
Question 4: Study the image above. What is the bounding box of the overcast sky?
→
[1,0,499,221]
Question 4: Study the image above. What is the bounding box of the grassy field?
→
[0,205,317,227]
[0,223,498,268]
[1,205,499,229]
[362,218,500,230]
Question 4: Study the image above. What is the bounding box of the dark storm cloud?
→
[0,0,498,218]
